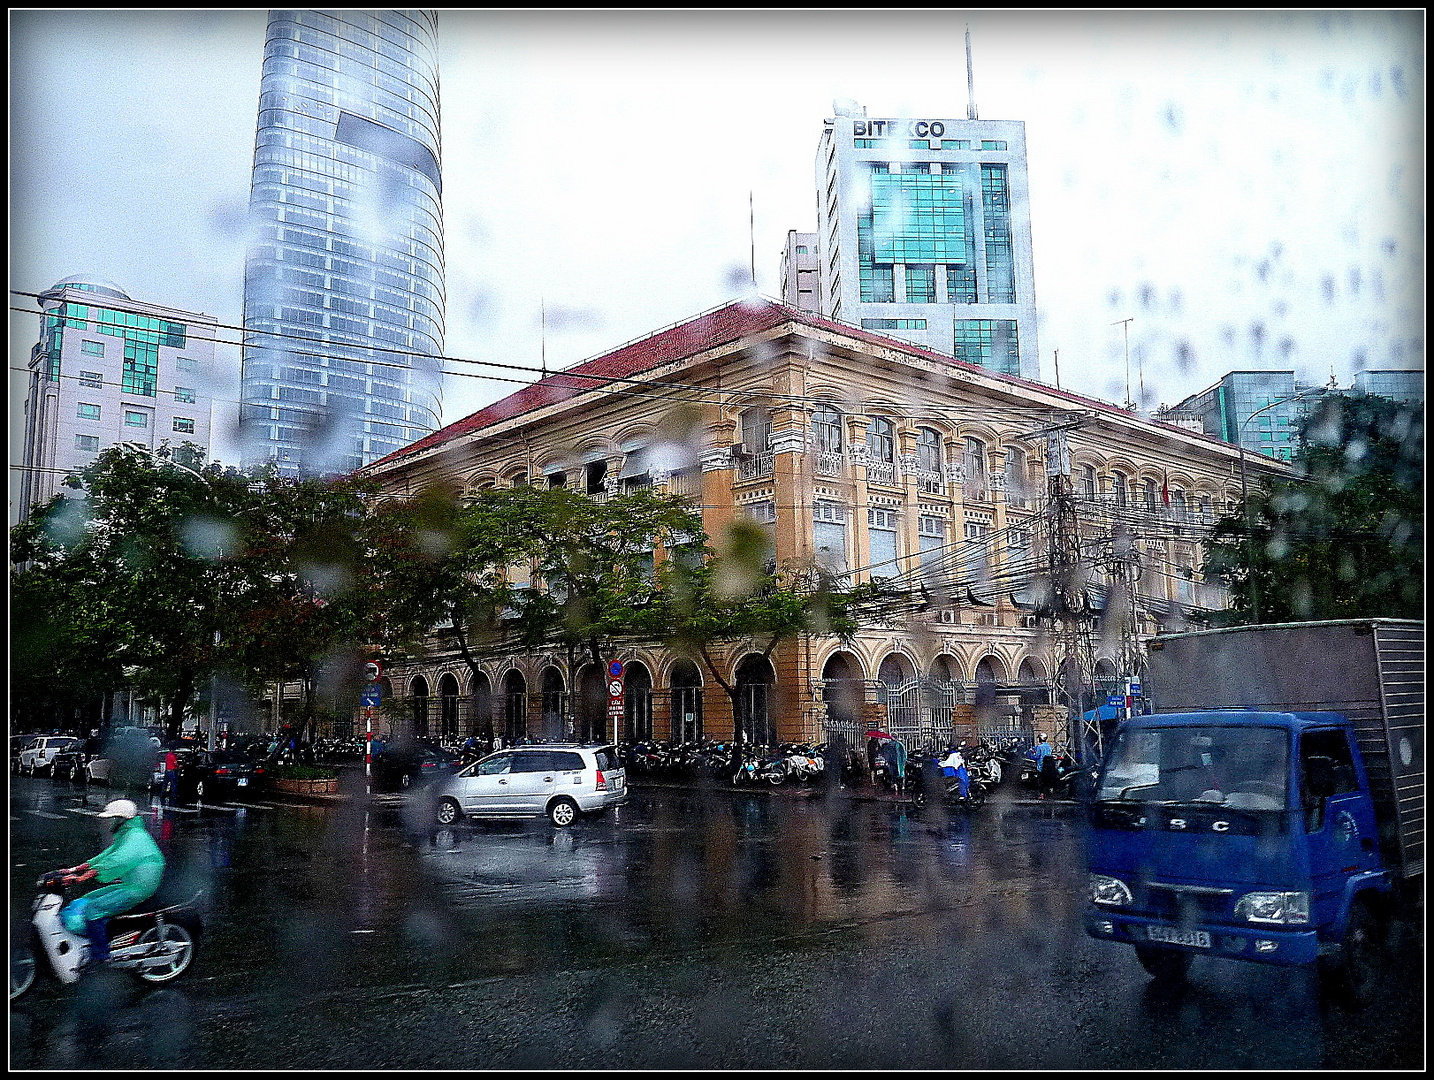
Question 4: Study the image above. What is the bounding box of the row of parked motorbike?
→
[615,736,1084,805]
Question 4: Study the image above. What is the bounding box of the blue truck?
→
[1084,619,1423,1006]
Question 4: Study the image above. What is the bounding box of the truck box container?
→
[1147,619,1423,879]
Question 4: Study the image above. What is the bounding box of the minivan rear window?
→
[593,746,620,771]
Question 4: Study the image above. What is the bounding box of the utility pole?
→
[1019,413,1099,762]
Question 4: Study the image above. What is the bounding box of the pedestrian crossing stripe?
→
[66,808,102,816]
[25,810,68,819]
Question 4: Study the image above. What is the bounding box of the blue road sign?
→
[361,684,382,707]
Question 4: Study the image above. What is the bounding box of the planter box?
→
[269,776,339,796]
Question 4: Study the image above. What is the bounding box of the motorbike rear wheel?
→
[133,923,194,984]
[10,925,37,1000]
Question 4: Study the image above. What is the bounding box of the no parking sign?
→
[607,660,625,722]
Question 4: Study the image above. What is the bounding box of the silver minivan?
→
[433,744,627,827]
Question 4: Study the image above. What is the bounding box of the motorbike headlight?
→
[1089,874,1133,906]
[1235,891,1310,925]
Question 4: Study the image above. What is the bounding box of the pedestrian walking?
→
[162,748,179,803]
[1031,732,1055,799]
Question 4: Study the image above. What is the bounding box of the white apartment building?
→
[18,276,219,522]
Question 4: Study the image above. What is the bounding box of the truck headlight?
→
[1235,891,1310,925]
[1089,874,1133,906]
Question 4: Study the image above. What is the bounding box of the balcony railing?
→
[814,451,845,477]
[737,450,774,482]
[866,460,897,487]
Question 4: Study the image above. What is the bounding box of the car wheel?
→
[1320,899,1385,1010]
[133,923,194,984]
[436,798,462,827]
[548,797,578,827]
[1134,944,1192,982]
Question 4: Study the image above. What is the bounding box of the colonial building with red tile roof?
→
[358,297,1287,751]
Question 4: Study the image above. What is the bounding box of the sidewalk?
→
[626,774,1075,807]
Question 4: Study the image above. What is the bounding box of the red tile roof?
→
[365,296,1248,471]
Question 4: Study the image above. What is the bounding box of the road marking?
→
[152,805,199,814]
[222,802,272,810]
[195,803,238,812]
[66,808,102,816]
[25,810,68,820]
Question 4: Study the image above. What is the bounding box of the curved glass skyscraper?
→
[240,9,444,475]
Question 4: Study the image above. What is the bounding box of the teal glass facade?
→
[954,319,1021,377]
[817,109,1039,379]
[240,9,444,475]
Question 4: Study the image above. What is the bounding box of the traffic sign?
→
[607,659,624,679]
[361,684,382,707]
[1107,695,1125,708]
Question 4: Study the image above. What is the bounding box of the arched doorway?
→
[539,667,566,741]
[973,655,1006,706]
[821,652,865,739]
[438,673,460,742]
[925,655,962,744]
[574,664,606,744]
[502,670,527,744]
[470,672,493,739]
[877,653,917,742]
[669,660,703,744]
[625,662,653,743]
[734,654,776,746]
[410,676,430,738]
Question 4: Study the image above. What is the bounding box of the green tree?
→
[1203,392,1423,624]
[656,519,896,746]
[367,484,703,737]
[11,446,260,737]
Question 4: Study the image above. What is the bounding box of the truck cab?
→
[1085,710,1393,992]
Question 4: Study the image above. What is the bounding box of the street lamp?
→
[1234,385,1329,622]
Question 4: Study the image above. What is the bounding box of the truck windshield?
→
[1096,725,1289,810]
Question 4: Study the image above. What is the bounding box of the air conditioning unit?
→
[1020,614,1040,629]
[937,609,958,625]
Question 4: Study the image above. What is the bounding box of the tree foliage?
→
[10,446,380,738]
[1202,392,1423,624]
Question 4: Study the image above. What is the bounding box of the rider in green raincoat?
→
[59,799,166,963]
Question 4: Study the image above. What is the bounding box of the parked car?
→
[13,735,43,774]
[49,737,108,784]
[372,739,461,791]
[432,743,628,827]
[178,749,269,801]
[18,736,82,777]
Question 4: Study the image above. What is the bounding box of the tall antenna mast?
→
[540,297,548,378]
[749,190,756,290]
[965,25,979,120]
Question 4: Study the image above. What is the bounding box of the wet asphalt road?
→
[9,773,1424,1070]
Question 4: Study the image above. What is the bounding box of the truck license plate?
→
[1144,925,1210,948]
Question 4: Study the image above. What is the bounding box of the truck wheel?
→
[1134,944,1192,982]
[1320,899,1384,1010]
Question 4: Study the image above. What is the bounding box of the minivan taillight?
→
[595,769,606,790]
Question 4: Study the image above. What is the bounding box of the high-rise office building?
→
[19,276,218,523]
[812,102,1040,380]
[240,9,445,476]
[1352,369,1424,405]
[1163,367,1425,463]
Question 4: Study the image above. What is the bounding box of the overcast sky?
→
[9,9,1424,480]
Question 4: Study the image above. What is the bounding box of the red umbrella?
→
[864,730,891,739]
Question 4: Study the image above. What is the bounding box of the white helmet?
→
[97,798,139,820]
